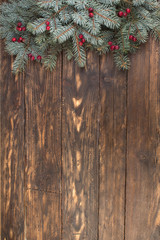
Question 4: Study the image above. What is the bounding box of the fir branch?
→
[56,25,75,40]
[75,32,82,64]
[0,0,160,72]
[94,11,117,24]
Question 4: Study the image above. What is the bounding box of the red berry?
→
[110,45,115,51]
[108,41,113,46]
[89,12,94,18]
[46,26,50,31]
[88,7,94,13]
[126,8,131,14]
[133,37,137,42]
[17,22,22,27]
[28,53,32,58]
[115,45,119,50]
[79,34,83,39]
[18,39,21,43]
[37,55,42,60]
[118,11,123,17]
[12,37,16,42]
[19,37,23,41]
[46,21,50,26]
[31,56,35,61]
[123,12,127,17]
[21,38,25,43]
[16,26,22,31]
[81,38,86,43]
[22,27,26,31]
[79,41,83,46]
[129,35,133,40]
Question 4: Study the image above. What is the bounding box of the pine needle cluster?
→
[0,0,160,73]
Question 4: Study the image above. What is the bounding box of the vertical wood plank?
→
[0,47,25,239]
[99,54,127,240]
[0,35,2,240]
[25,59,62,239]
[0,39,1,240]
[62,52,100,240]
[126,40,160,240]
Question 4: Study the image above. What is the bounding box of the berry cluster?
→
[129,35,137,42]
[46,21,50,31]
[18,37,25,43]
[79,34,86,46]
[16,22,26,31]
[12,22,26,43]
[108,41,119,51]
[12,36,25,43]
[28,53,42,61]
[118,8,131,18]
[88,7,94,18]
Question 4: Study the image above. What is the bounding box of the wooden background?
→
[0,37,160,240]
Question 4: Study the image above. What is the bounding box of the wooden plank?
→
[25,58,62,239]
[62,52,100,240]
[0,46,25,239]
[99,54,127,240]
[0,40,1,240]
[26,189,60,240]
[126,39,160,240]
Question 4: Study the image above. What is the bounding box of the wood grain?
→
[0,38,1,240]
[62,52,100,240]
[0,47,25,239]
[99,54,127,240]
[25,58,62,239]
[26,188,60,240]
[1,33,160,240]
[126,40,160,240]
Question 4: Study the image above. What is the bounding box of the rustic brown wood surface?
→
[99,54,126,240]
[25,58,62,240]
[1,47,25,240]
[62,52,99,240]
[0,38,160,240]
[126,40,160,240]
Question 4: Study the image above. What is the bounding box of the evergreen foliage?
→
[0,0,160,74]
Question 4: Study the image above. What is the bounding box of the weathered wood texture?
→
[99,54,126,240]
[126,40,160,240]
[62,52,100,240]
[0,47,25,239]
[1,39,160,240]
[25,59,62,239]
